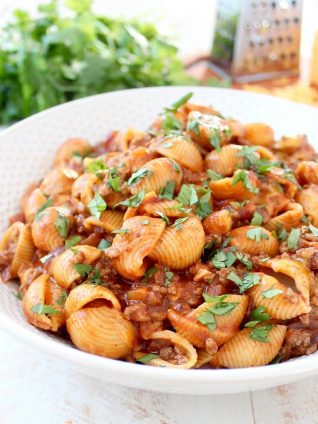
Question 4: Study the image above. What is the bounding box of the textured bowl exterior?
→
[1,87,318,394]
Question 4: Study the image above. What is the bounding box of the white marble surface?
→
[0,328,317,424]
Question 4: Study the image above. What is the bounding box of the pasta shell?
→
[203,209,232,234]
[153,135,203,172]
[295,161,318,185]
[265,202,303,231]
[262,258,312,306]
[67,305,135,359]
[54,137,90,164]
[84,210,124,233]
[188,294,248,346]
[51,245,101,289]
[23,188,47,223]
[64,283,121,319]
[249,273,311,319]
[134,330,197,368]
[0,222,35,277]
[149,216,205,269]
[256,145,276,161]
[129,158,182,195]
[229,225,279,256]
[186,111,230,149]
[40,167,74,196]
[71,173,99,209]
[296,185,318,226]
[205,144,243,176]
[209,170,259,201]
[276,135,304,154]
[210,326,287,368]
[31,206,73,252]
[244,123,274,147]
[194,350,213,368]
[22,274,65,332]
[106,216,166,279]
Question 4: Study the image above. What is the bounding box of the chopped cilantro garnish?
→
[235,251,252,270]
[56,291,67,305]
[55,215,69,238]
[31,303,60,315]
[251,305,271,322]
[12,291,22,301]
[232,171,259,194]
[74,263,93,276]
[187,119,200,135]
[88,192,107,219]
[210,128,221,152]
[108,167,120,192]
[162,113,183,135]
[249,325,273,343]
[287,228,300,250]
[115,190,145,208]
[227,271,260,293]
[98,239,111,250]
[172,160,181,173]
[211,250,236,269]
[198,310,216,331]
[172,217,189,230]
[309,224,318,237]
[196,190,212,219]
[198,294,237,331]
[35,198,53,221]
[207,169,223,181]
[65,235,81,250]
[138,353,160,363]
[250,211,263,226]
[164,269,174,286]
[159,181,175,200]
[262,287,282,299]
[155,211,170,225]
[177,184,198,206]
[141,266,157,283]
[301,215,310,224]
[247,228,269,242]
[85,159,107,174]
[278,228,288,241]
[128,168,152,186]
[164,92,193,113]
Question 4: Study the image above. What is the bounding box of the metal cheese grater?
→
[210,0,303,82]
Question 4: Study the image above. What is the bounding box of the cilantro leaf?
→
[74,263,93,276]
[65,235,81,249]
[247,228,269,242]
[227,271,260,293]
[250,211,263,226]
[138,353,160,363]
[55,215,69,238]
[56,291,67,305]
[112,228,130,235]
[85,160,107,174]
[251,305,271,322]
[35,198,53,221]
[187,119,200,135]
[128,168,152,186]
[98,239,111,250]
[164,269,174,286]
[162,113,183,135]
[88,192,107,219]
[207,169,223,181]
[159,181,175,200]
[31,303,60,315]
[198,310,216,331]
[235,251,252,270]
[249,325,273,343]
[211,250,236,269]
[172,217,188,230]
[196,190,212,219]
[309,224,318,237]
[287,228,300,250]
[141,266,157,283]
[232,171,259,194]
[108,167,120,192]
[115,190,145,208]
[155,211,170,225]
[262,287,283,299]
[210,128,221,152]
[207,301,238,316]
[177,184,198,206]
[164,92,193,113]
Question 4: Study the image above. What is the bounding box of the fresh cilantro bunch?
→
[0,0,193,124]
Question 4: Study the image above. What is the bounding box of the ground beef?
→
[280,328,318,359]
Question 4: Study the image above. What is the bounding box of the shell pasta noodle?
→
[3,92,318,370]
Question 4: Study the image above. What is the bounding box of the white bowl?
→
[1,87,318,395]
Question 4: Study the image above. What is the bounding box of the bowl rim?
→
[1,85,317,385]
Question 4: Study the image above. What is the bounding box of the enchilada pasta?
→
[2,92,318,369]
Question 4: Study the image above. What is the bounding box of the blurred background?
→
[0,0,317,125]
